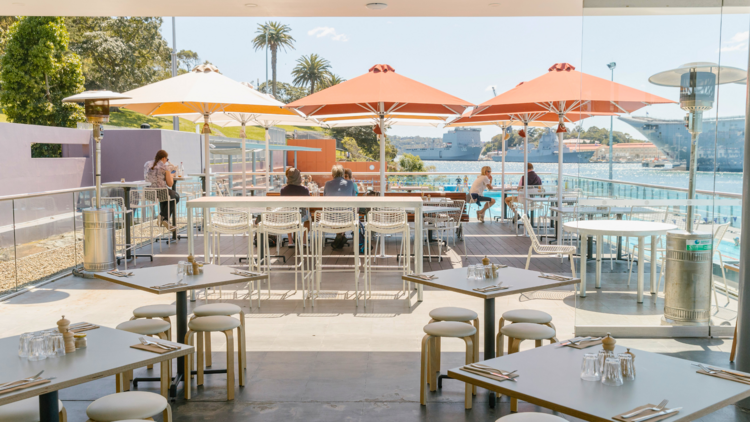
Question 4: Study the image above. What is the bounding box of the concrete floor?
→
[0,221,747,421]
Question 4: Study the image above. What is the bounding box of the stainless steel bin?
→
[663,230,713,324]
[82,208,115,272]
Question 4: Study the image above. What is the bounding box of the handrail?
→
[0,186,95,202]
[562,174,742,199]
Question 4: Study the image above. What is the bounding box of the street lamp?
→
[607,62,616,186]
[650,62,745,231]
[63,90,131,274]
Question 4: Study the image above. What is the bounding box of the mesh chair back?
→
[212,209,250,231]
[129,189,155,208]
[713,223,730,244]
[367,209,407,229]
[315,207,357,229]
[520,214,541,249]
[261,207,301,232]
[101,197,125,211]
[665,211,701,231]
[146,187,172,203]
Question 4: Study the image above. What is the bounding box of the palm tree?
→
[252,22,295,98]
[291,54,331,95]
[319,73,346,90]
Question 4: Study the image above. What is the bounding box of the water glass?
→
[473,264,483,280]
[27,336,47,362]
[619,353,636,381]
[18,333,33,357]
[596,349,614,374]
[466,265,475,280]
[580,353,600,381]
[42,332,55,357]
[484,264,492,279]
[177,261,187,282]
[601,357,624,386]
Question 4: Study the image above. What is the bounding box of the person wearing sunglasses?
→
[144,149,180,230]
[469,166,495,222]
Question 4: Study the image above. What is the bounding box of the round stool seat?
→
[116,319,170,336]
[502,309,552,324]
[429,307,478,322]
[496,412,568,422]
[189,315,241,332]
[0,397,64,422]
[500,323,555,340]
[86,391,167,421]
[423,321,477,338]
[193,303,242,317]
[132,304,176,319]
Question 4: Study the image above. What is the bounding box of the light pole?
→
[607,62,616,190]
[171,17,179,131]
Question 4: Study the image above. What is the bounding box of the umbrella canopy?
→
[111,64,298,194]
[286,64,474,195]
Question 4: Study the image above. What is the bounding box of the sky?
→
[161,12,749,143]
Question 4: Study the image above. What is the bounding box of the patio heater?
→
[63,91,132,277]
[649,63,744,323]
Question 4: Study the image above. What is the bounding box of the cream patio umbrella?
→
[110,64,299,194]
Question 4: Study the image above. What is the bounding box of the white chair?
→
[101,197,132,270]
[311,207,361,306]
[146,187,176,242]
[258,207,309,307]
[430,200,467,259]
[521,214,577,280]
[496,309,556,358]
[86,391,171,422]
[0,397,66,422]
[128,188,157,256]
[365,208,411,301]
[209,208,252,265]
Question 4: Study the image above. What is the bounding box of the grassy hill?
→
[0,108,327,141]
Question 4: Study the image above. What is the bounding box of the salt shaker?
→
[57,315,76,353]
[602,333,616,352]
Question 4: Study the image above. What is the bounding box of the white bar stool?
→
[311,207,360,306]
[364,209,410,301]
[258,207,309,308]
[130,304,176,341]
[115,319,172,396]
[420,321,476,409]
[496,413,567,421]
[0,397,66,422]
[191,303,246,371]
[427,306,480,389]
[496,309,557,358]
[85,391,171,422]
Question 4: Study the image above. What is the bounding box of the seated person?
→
[505,162,543,222]
[280,167,310,247]
[324,164,357,196]
[144,149,179,230]
[344,168,359,195]
[469,166,495,223]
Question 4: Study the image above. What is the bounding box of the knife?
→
[632,407,681,422]
[461,367,516,382]
[557,337,590,347]
[691,363,750,379]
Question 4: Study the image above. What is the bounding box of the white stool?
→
[85,391,170,422]
[192,303,246,370]
[420,321,476,409]
[115,319,171,396]
[184,316,245,401]
[496,309,557,358]
[131,304,176,341]
[311,207,360,307]
[258,207,309,308]
[428,307,480,379]
[496,412,567,422]
[0,397,66,422]
[364,209,410,302]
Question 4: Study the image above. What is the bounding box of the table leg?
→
[637,236,645,303]
[587,236,594,260]
[39,391,59,422]
[415,205,424,302]
[176,291,188,378]
[123,186,133,259]
[484,297,496,408]
[650,235,657,295]
[579,234,587,298]
[595,234,602,289]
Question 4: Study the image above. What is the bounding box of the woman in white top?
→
[144,149,179,230]
[469,166,495,222]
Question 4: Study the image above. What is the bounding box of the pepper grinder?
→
[57,315,76,353]
[602,332,616,352]
[188,254,198,276]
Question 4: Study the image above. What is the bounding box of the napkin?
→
[0,379,51,395]
[613,405,680,422]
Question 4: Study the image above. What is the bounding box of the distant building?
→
[592,142,660,161]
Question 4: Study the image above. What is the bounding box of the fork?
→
[621,399,669,419]
[698,364,747,382]
[0,370,43,389]
[139,336,179,350]
[0,377,55,392]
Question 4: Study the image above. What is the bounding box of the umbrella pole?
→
[523,122,529,235]
[379,114,386,196]
[265,126,271,192]
[557,115,564,243]
[500,123,506,223]
[203,113,211,196]
[241,122,247,197]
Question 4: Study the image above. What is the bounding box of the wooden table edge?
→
[94,273,268,295]
[401,275,580,299]
[0,346,193,406]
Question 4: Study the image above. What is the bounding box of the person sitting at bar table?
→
[280,167,309,247]
[324,164,357,197]
[144,149,179,231]
[469,166,496,223]
[505,162,543,223]
[344,168,359,196]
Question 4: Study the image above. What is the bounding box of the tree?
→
[252,22,295,99]
[482,127,546,154]
[330,125,398,162]
[176,49,200,74]
[67,17,171,92]
[0,17,84,130]
[257,80,308,103]
[341,137,369,161]
[564,125,634,145]
[291,53,331,95]
[0,16,17,56]
[398,153,428,172]
[319,73,345,90]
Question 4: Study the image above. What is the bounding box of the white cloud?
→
[307,26,348,42]
[721,42,747,52]
[720,31,749,53]
[731,31,749,43]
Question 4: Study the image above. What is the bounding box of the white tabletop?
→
[94,264,267,294]
[421,206,460,213]
[448,344,750,422]
[0,327,192,406]
[550,206,660,215]
[527,196,579,203]
[186,196,424,210]
[102,181,150,188]
[564,220,677,237]
[390,186,428,191]
[232,185,269,191]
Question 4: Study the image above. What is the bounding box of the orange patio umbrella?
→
[286,64,473,195]
[471,63,674,245]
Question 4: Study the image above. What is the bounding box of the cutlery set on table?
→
[472,282,509,293]
[692,363,750,385]
[556,336,603,349]
[615,400,681,422]
[408,273,437,280]
[459,363,518,382]
[538,272,575,281]
[131,336,182,354]
[107,270,133,277]
[0,371,56,395]
[231,270,264,277]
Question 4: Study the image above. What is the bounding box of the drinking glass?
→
[484,264,492,279]
[42,332,55,357]
[27,336,47,361]
[53,334,66,357]
[466,265,475,280]
[601,357,624,386]
[596,349,614,373]
[580,353,600,381]
[619,353,636,381]
[18,333,32,358]
[473,264,482,280]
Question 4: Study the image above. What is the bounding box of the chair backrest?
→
[665,211,701,231]
[101,196,125,212]
[713,223,730,243]
[520,213,542,249]
[146,187,171,203]
[261,207,300,228]
[212,209,250,226]
[129,188,156,207]
[316,207,357,227]
[367,209,407,227]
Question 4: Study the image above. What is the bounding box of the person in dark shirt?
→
[280,167,309,247]
[504,162,543,222]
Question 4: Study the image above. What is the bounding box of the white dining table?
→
[186,196,426,301]
[563,220,677,302]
